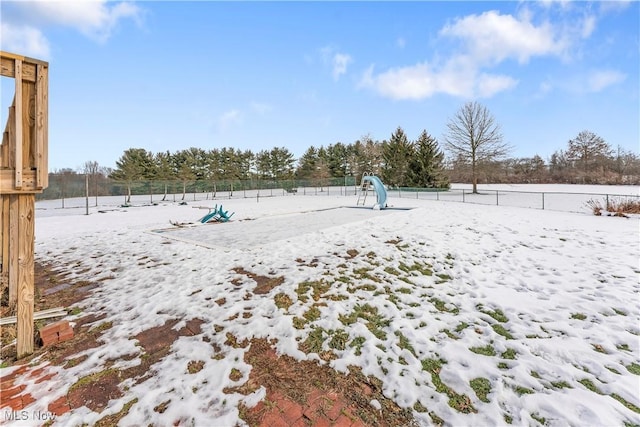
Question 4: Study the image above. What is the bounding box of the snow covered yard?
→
[3,187,640,426]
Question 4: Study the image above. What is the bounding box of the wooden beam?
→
[0,196,7,285]
[0,55,38,83]
[16,194,35,358]
[14,60,23,189]
[35,64,48,188]
[0,170,39,194]
[8,195,18,305]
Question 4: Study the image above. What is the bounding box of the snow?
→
[3,184,640,426]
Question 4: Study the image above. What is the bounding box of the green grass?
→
[612,308,628,316]
[611,394,640,414]
[399,261,433,276]
[617,343,631,352]
[626,362,640,375]
[395,331,417,357]
[477,305,509,323]
[339,304,390,340]
[349,336,366,355]
[578,378,602,394]
[550,381,572,389]
[531,412,546,425]
[421,358,476,413]
[530,371,541,379]
[328,329,350,351]
[470,344,496,356]
[300,327,326,354]
[303,306,321,322]
[296,280,331,302]
[497,362,509,370]
[455,322,469,333]
[501,348,517,360]
[492,324,514,340]
[570,313,587,320]
[273,293,293,310]
[470,377,491,403]
[514,385,535,396]
[430,298,459,314]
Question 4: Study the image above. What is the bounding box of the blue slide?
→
[363,175,387,209]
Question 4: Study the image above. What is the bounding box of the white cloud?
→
[217,109,242,132]
[5,1,143,47]
[320,46,352,81]
[439,10,567,65]
[587,70,626,92]
[580,14,597,38]
[359,55,517,100]
[250,102,273,115]
[1,23,51,59]
[332,53,352,81]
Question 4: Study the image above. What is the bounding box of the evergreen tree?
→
[381,127,413,187]
[408,130,449,188]
[110,148,155,203]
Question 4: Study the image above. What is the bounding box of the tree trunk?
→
[126,184,131,203]
[162,183,167,201]
[472,157,478,193]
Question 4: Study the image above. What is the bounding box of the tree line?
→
[44,101,640,201]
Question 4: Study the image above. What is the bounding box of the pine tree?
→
[408,130,449,188]
[381,127,413,187]
[110,148,155,203]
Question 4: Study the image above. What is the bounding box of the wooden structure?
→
[0,51,49,358]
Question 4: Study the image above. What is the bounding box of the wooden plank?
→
[0,196,6,280]
[22,81,34,169]
[14,60,22,189]
[35,64,48,188]
[16,194,35,358]
[0,170,39,194]
[0,56,37,82]
[8,195,18,304]
[0,307,66,326]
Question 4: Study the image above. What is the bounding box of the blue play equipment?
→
[200,204,235,223]
[357,173,387,209]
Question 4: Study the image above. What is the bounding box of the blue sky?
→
[1,1,638,171]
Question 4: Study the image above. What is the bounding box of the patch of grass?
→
[303,306,322,322]
[470,344,496,357]
[421,358,476,413]
[504,414,513,424]
[339,304,390,340]
[273,293,293,310]
[612,308,628,316]
[69,368,119,393]
[300,327,326,354]
[435,273,452,283]
[492,324,514,340]
[395,331,417,357]
[612,394,640,413]
[94,398,138,427]
[501,348,517,360]
[413,401,428,413]
[530,371,541,379]
[328,329,349,351]
[292,317,306,329]
[469,377,491,403]
[349,336,366,355]
[550,380,572,389]
[384,266,402,276]
[353,267,382,283]
[455,322,469,333]
[626,362,640,375]
[187,360,205,374]
[399,261,433,276]
[477,305,508,323]
[497,362,509,369]
[430,297,459,314]
[579,378,602,394]
[606,366,620,374]
[296,280,331,303]
[616,343,631,352]
[397,287,412,294]
[429,411,445,426]
[570,313,587,320]
[531,412,546,425]
[441,329,458,340]
[229,368,242,381]
[90,321,113,333]
[514,385,535,396]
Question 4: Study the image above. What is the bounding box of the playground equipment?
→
[0,51,49,357]
[200,204,235,223]
[356,173,387,209]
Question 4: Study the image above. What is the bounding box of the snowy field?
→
[4,185,640,426]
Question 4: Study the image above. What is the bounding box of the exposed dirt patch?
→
[346,249,359,259]
[67,368,123,412]
[232,267,285,295]
[232,338,418,427]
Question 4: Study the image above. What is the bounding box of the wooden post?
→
[1,51,49,358]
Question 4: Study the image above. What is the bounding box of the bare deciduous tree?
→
[567,130,612,176]
[444,101,511,193]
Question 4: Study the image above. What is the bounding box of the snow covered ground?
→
[4,185,640,426]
